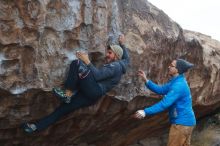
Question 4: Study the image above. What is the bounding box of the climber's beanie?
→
[109,45,123,59]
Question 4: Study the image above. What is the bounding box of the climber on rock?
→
[133,59,196,146]
[22,34,129,133]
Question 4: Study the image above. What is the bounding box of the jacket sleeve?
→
[119,44,130,71]
[87,63,116,81]
[120,44,130,61]
[144,84,181,115]
[145,80,170,95]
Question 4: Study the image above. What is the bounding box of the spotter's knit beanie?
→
[176,59,194,74]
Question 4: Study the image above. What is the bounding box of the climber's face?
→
[105,49,117,63]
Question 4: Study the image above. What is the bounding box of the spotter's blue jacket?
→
[144,75,196,126]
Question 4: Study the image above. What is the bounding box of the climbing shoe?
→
[22,123,37,134]
[52,87,71,104]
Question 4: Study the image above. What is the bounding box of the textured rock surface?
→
[0,0,219,146]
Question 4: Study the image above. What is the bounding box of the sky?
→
[148,0,220,41]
